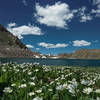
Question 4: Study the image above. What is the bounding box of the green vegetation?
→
[0,63,100,100]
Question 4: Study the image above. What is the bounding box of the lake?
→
[0,58,100,67]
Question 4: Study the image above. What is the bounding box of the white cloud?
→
[91,9,100,17]
[26,44,34,48]
[38,42,68,48]
[73,40,91,47]
[36,48,40,50]
[79,6,87,16]
[22,0,28,6]
[78,7,93,22]
[80,15,92,22]
[8,23,17,27]
[91,0,100,17]
[93,0,100,6]
[7,23,43,39]
[91,9,100,13]
[35,2,74,29]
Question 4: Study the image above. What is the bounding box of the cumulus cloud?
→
[38,42,68,48]
[80,15,92,22]
[36,48,40,50]
[93,0,100,6]
[7,23,43,39]
[73,40,91,46]
[26,44,34,48]
[8,23,17,27]
[91,0,100,17]
[35,2,74,29]
[78,7,93,22]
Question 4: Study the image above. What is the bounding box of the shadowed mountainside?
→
[0,24,39,58]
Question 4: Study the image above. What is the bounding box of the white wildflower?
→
[28,72,32,75]
[56,85,64,91]
[97,97,100,100]
[29,82,35,86]
[83,87,93,95]
[36,89,42,93]
[31,77,36,80]
[48,89,53,92]
[28,92,35,96]
[19,84,27,88]
[81,79,90,85]
[3,87,12,93]
[95,89,100,94]
[63,83,68,88]
[11,84,16,87]
[33,96,43,100]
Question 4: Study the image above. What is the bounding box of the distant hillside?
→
[0,24,38,58]
[58,49,100,59]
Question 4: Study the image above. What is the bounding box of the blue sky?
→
[0,0,100,55]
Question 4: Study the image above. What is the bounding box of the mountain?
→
[70,48,100,59]
[0,24,100,59]
[0,24,38,58]
[58,49,100,59]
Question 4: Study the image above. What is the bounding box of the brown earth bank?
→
[58,49,100,59]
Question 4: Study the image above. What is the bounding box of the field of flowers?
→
[0,63,100,100]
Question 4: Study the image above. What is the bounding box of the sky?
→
[0,0,100,55]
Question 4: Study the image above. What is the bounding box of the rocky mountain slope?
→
[58,49,100,59]
[0,24,38,58]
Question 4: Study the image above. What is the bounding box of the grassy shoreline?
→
[0,63,100,100]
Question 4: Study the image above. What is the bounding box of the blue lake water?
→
[0,58,100,67]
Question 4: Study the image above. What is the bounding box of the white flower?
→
[2,69,6,72]
[68,88,75,95]
[29,82,35,86]
[3,87,12,93]
[48,89,53,92]
[36,89,42,93]
[57,82,60,85]
[61,75,65,79]
[63,83,68,88]
[56,85,64,90]
[67,84,76,95]
[33,97,43,100]
[28,72,32,75]
[28,92,35,96]
[35,69,39,72]
[50,81,54,84]
[95,89,100,94]
[71,81,78,89]
[31,77,36,80]
[55,78,59,81]
[88,80,95,86]
[97,97,100,100]
[19,84,27,88]
[15,69,20,72]
[83,87,93,95]
[81,79,89,85]
[11,84,16,87]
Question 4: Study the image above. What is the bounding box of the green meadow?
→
[0,63,100,100]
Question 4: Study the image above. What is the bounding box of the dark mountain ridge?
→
[0,24,36,58]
